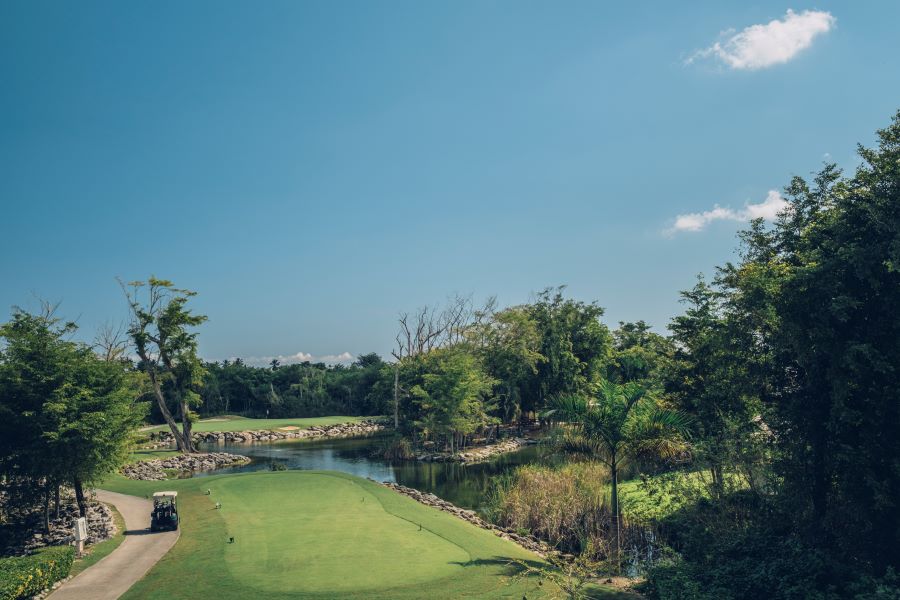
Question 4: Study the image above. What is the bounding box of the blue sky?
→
[2,1,898,364]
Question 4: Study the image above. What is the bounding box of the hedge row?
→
[0,546,74,600]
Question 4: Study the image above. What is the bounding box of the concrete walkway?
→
[49,490,179,600]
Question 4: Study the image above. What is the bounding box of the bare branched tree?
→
[93,320,129,363]
[389,294,495,427]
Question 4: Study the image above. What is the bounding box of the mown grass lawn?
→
[142,415,370,434]
[100,471,630,599]
[127,448,182,463]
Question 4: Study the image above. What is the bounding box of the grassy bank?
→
[100,470,628,599]
[142,415,371,434]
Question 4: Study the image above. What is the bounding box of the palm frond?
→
[542,394,590,422]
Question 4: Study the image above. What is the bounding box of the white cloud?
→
[688,9,835,70]
[232,351,356,366]
[667,190,789,234]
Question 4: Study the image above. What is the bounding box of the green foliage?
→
[640,111,900,597]
[616,471,731,524]
[522,288,612,413]
[545,381,691,472]
[544,379,689,568]
[642,495,900,600]
[0,308,146,518]
[122,277,207,452]
[197,354,391,419]
[407,347,498,449]
[472,306,545,422]
[640,554,710,600]
[0,546,74,600]
[712,111,900,573]
[608,320,673,386]
[664,276,767,498]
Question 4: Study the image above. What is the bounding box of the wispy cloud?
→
[232,351,356,366]
[666,190,789,234]
[687,9,835,70]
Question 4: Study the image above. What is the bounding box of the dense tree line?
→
[641,112,900,598]
[388,289,667,452]
[195,354,392,419]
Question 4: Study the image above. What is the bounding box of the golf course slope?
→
[101,470,628,599]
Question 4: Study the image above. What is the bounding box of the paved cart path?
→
[49,490,180,600]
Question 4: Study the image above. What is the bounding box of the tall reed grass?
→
[487,461,612,555]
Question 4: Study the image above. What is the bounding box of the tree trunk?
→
[178,392,196,453]
[43,485,51,535]
[146,367,190,452]
[393,366,400,429]
[711,462,724,500]
[610,457,621,571]
[73,477,87,518]
[54,484,61,520]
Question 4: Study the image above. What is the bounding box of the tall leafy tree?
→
[407,348,497,451]
[122,278,207,453]
[665,278,763,496]
[524,287,612,414]
[0,308,145,525]
[474,307,545,423]
[707,112,900,578]
[608,320,673,385]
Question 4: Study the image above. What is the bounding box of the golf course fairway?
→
[142,415,369,434]
[101,470,629,599]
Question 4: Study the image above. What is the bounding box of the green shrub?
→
[639,554,712,600]
[640,490,900,600]
[0,546,75,600]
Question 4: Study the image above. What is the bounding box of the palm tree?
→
[544,379,690,566]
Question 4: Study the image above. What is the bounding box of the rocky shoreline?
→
[150,419,386,446]
[412,437,536,463]
[381,482,556,558]
[121,452,250,481]
[2,494,116,557]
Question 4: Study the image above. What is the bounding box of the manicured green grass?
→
[101,471,629,599]
[142,415,369,434]
[69,504,126,577]
[127,449,182,463]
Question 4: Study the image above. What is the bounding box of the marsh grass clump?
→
[488,462,610,555]
[377,436,415,461]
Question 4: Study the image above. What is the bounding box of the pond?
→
[194,435,554,514]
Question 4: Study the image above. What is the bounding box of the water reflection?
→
[194,436,554,513]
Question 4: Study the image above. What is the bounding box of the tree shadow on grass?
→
[450,556,559,598]
[452,555,547,576]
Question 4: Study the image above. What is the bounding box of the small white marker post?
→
[74,517,87,556]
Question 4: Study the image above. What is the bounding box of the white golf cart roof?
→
[152,491,178,498]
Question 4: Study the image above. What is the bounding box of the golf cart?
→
[150,491,179,532]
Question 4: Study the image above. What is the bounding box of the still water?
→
[194,435,552,514]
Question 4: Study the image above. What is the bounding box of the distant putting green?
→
[143,415,370,434]
[101,471,628,599]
